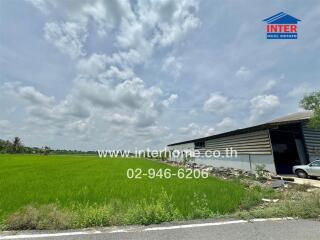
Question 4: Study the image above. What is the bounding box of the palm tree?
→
[12,137,23,153]
[43,146,51,155]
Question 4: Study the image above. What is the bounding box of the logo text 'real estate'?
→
[263,12,301,39]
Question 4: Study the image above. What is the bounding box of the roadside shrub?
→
[5,204,72,230]
[71,201,122,228]
[279,191,320,218]
[124,190,182,225]
[236,191,320,219]
[255,164,267,181]
[239,185,278,211]
[187,193,212,219]
[290,183,312,192]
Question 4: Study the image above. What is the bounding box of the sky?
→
[0,0,320,151]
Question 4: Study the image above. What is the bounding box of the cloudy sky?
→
[0,0,320,150]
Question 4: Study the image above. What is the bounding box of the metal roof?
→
[268,111,312,123]
[167,111,312,146]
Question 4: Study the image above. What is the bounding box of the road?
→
[1,218,319,240]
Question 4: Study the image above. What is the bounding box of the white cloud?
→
[148,0,201,46]
[68,77,164,128]
[203,93,231,115]
[106,50,144,68]
[0,120,13,136]
[114,0,200,63]
[82,0,133,37]
[260,79,277,93]
[27,0,51,14]
[3,72,167,139]
[3,82,90,129]
[188,109,197,115]
[30,0,200,140]
[18,86,55,107]
[36,0,200,64]
[116,18,153,60]
[162,56,182,78]
[287,84,313,98]
[163,94,178,107]
[235,66,251,78]
[104,113,135,126]
[77,54,107,76]
[179,123,215,138]
[1,75,166,149]
[44,21,87,59]
[3,82,55,107]
[0,119,10,128]
[216,117,236,133]
[258,74,284,94]
[249,95,280,123]
[3,0,202,149]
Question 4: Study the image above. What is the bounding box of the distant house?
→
[168,112,320,174]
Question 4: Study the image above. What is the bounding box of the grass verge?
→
[235,187,320,219]
[2,190,216,230]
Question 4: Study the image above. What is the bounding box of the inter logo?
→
[263,12,300,39]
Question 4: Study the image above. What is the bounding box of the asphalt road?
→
[1,219,319,240]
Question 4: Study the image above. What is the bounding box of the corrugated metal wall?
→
[204,130,272,155]
[302,124,320,161]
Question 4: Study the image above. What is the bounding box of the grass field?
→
[0,154,270,229]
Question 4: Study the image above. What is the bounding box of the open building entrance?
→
[269,123,309,175]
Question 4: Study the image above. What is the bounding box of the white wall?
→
[195,154,276,173]
[168,141,277,173]
[168,150,276,173]
[250,155,276,173]
[168,143,194,162]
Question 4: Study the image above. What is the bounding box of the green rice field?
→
[0,154,267,228]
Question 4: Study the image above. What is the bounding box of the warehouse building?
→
[167,112,320,174]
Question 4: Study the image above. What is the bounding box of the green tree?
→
[0,139,12,153]
[43,146,51,155]
[300,91,320,129]
[12,137,23,153]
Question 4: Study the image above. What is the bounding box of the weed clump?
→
[5,204,72,230]
[124,190,182,225]
[236,191,320,219]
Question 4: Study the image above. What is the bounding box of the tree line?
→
[0,137,95,155]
